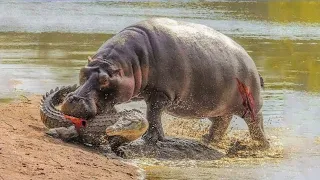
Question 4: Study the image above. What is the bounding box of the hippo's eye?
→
[99,74,109,89]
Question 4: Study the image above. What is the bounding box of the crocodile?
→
[40,85,148,147]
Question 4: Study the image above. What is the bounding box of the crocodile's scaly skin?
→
[39,85,144,145]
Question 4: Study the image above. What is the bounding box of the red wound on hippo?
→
[64,115,87,129]
[235,78,256,122]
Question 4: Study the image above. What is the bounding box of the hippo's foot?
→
[45,126,79,141]
[258,140,270,150]
[202,134,215,144]
[227,140,270,157]
[201,133,225,145]
[142,128,165,144]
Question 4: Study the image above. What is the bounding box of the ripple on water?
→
[134,116,285,179]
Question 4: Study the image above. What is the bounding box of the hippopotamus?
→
[61,18,269,148]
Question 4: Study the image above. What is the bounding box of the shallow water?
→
[1,0,320,179]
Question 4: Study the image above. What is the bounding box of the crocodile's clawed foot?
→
[46,129,60,138]
[45,126,79,141]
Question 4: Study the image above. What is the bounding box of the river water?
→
[1,0,320,179]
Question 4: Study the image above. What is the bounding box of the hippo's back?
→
[128,18,261,117]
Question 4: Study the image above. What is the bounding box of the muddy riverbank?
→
[1,0,320,179]
[0,96,143,180]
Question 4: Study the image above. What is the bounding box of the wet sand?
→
[1,0,320,179]
[0,96,143,180]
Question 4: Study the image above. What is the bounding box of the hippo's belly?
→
[164,93,238,118]
[165,104,229,119]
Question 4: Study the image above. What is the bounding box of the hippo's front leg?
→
[143,92,170,144]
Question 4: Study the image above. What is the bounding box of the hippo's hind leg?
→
[143,92,170,144]
[203,115,232,144]
[243,111,270,149]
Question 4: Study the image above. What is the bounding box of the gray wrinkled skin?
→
[61,18,269,148]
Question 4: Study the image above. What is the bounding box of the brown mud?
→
[0,96,142,180]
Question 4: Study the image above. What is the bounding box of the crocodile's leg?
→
[46,125,79,141]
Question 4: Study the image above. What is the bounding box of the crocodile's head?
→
[106,110,148,141]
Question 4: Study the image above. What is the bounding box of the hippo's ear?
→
[108,66,123,78]
[87,56,93,64]
[110,69,122,77]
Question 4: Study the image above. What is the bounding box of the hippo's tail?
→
[259,73,264,89]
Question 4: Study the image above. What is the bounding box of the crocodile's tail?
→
[40,85,78,129]
[259,73,264,89]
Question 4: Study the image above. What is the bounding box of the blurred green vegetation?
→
[193,0,320,23]
[108,0,320,23]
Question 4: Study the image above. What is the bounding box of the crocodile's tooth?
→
[46,92,49,97]
[42,95,45,100]
[50,89,54,94]
[61,86,65,90]
[72,84,77,89]
[55,87,59,91]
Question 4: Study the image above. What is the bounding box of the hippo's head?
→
[61,56,134,119]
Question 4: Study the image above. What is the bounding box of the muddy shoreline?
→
[0,96,143,180]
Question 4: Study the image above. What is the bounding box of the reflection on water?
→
[188,1,320,23]
[235,37,320,92]
[1,0,320,179]
[0,32,110,100]
[1,1,320,39]
[1,33,319,97]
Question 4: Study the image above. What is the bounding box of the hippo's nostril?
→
[67,96,74,103]
[66,95,85,103]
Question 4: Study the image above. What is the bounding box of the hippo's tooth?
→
[42,95,46,100]
[55,87,59,91]
[50,89,54,94]
[46,92,49,97]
